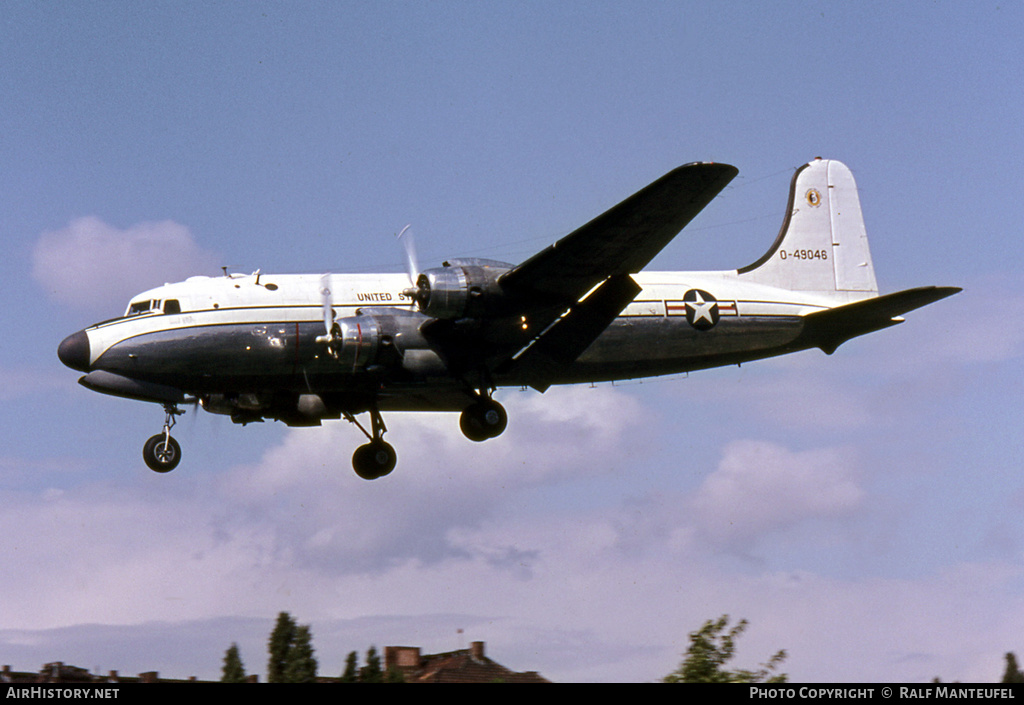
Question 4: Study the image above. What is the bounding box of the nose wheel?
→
[143,404,183,473]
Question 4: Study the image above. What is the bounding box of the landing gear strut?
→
[143,403,183,473]
[345,406,396,480]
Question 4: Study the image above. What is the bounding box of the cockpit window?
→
[126,298,184,317]
[127,300,154,316]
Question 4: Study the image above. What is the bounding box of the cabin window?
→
[163,299,181,314]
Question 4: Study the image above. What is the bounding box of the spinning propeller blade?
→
[397,224,418,286]
[320,273,334,334]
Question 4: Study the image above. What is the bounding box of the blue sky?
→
[2,1,1021,683]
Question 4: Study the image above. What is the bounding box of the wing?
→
[499,162,738,307]
[419,162,738,385]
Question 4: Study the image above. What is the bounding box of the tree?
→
[221,642,247,683]
[340,651,359,683]
[283,625,318,683]
[663,615,787,683]
[360,646,383,683]
[1002,652,1024,683]
[267,612,297,683]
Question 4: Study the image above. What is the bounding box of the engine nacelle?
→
[327,316,384,369]
[322,311,435,371]
[411,259,512,319]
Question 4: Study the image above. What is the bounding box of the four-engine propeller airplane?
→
[58,158,959,479]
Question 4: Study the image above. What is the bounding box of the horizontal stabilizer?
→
[799,286,961,354]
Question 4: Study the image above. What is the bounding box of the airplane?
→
[57,157,959,480]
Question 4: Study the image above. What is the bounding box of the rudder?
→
[737,158,878,296]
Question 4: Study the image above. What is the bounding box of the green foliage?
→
[1002,652,1024,684]
[267,612,297,683]
[663,615,787,683]
[220,642,247,683]
[340,651,359,683]
[337,646,403,683]
[283,625,318,683]
[360,646,383,683]
[266,612,318,683]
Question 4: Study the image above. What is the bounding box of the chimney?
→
[470,641,485,661]
[385,646,421,669]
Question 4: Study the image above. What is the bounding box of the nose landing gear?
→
[143,403,184,473]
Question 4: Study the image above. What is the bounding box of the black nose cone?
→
[58,330,91,372]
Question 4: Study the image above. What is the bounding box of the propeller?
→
[320,273,335,335]
[316,273,339,355]
[397,224,428,307]
[397,224,419,286]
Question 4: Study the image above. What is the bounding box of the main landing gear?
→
[459,397,507,442]
[138,393,508,480]
[344,392,507,481]
[344,406,397,481]
[143,403,184,473]
[459,377,507,442]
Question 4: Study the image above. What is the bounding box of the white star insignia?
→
[687,292,716,326]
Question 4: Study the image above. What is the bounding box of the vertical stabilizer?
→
[737,159,878,296]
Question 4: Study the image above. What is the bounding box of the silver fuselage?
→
[62,269,864,413]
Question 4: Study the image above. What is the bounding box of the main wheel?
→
[352,440,397,480]
[459,399,508,442]
[143,434,181,473]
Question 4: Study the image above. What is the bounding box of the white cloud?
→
[31,216,219,313]
[3,381,1020,683]
[214,385,652,573]
[0,385,652,628]
[691,440,865,548]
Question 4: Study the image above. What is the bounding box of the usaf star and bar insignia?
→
[666,289,737,330]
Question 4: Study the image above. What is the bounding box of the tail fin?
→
[738,158,878,296]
